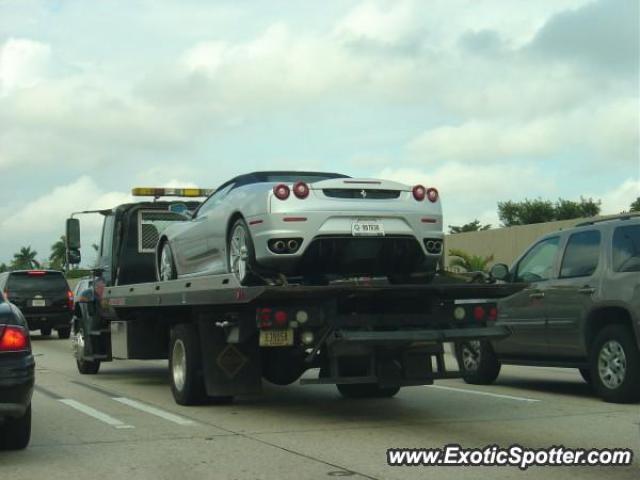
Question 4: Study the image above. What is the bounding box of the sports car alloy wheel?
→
[159,243,176,281]
[229,224,249,283]
[598,340,627,390]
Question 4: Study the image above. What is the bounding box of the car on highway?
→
[156,171,444,285]
[0,293,34,450]
[456,214,640,403]
[0,270,74,338]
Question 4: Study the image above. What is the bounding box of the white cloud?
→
[408,99,639,165]
[0,38,52,96]
[596,178,640,214]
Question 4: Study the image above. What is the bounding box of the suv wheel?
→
[40,327,52,336]
[590,325,640,403]
[455,340,501,385]
[0,404,31,450]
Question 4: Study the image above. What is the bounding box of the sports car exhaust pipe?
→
[273,240,286,252]
[287,239,299,252]
[426,241,435,252]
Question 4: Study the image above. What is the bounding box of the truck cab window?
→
[560,230,601,278]
[515,237,560,282]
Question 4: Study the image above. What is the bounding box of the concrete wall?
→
[444,217,589,269]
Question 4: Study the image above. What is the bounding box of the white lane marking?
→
[426,385,541,403]
[59,399,135,429]
[112,397,195,426]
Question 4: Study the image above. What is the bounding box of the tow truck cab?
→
[65,188,522,405]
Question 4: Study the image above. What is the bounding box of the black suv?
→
[0,295,34,450]
[0,270,73,338]
[456,214,640,403]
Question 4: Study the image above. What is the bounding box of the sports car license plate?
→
[31,299,46,307]
[259,329,294,347]
[352,220,384,236]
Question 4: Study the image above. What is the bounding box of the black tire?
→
[57,327,71,339]
[336,383,400,399]
[0,404,31,450]
[227,218,259,286]
[75,325,100,374]
[590,325,640,403]
[455,340,501,385]
[40,327,52,336]
[157,241,177,281]
[77,358,100,375]
[579,368,591,384]
[169,324,208,405]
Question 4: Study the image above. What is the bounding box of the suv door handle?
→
[578,286,596,295]
[528,291,545,299]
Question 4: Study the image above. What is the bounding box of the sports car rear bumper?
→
[249,212,443,275]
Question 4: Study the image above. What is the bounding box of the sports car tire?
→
[158,241,177,281]
[0,404,31,450]
[227,219,258,286]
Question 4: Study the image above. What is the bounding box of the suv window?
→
[7,271,69,292]
[515,236,560,282]
[560,230,601,278]
[613,224,640,273]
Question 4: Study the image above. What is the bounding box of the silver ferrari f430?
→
[156,171,444,285]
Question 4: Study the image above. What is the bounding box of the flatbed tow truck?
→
[65,188,525,405]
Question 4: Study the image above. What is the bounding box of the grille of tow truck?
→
[322,189,400,199]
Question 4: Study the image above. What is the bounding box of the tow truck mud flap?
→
[197,320,262,397]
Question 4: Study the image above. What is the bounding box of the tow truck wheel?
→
[158,241,177,281]
[74,325,100,374]
[169,324,207,405]
[455,340,501,385]
[336,383,401,399]
[0,404,31,450]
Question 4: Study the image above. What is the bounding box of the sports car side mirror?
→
[490,263,509,281]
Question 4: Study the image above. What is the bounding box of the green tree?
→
[448,220,492,234]
[498,197,601,227]
[49,236,66,270]
[11,246,40,270]
[630,197,640,212]
[0,263,8,273]
[448,249,495,273]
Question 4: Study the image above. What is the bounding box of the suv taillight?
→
[0,325,30,352]
[67,290,74,310]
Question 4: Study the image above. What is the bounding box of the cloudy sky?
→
[0,0,638,265]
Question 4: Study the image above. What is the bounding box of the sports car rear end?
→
[248,177,443,277]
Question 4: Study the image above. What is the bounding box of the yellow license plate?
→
[259,329,294,347]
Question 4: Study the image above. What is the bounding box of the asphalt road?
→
[2,334,638,480]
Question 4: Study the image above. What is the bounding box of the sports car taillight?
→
[293,181,309,199]
[273,184,290,200]
[412,185,426,201]
[426,188,439,203]
[0,325,30,352]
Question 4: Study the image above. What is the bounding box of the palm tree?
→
[11,246,40,270]
[49,236,66,270]
[448,248,494,273]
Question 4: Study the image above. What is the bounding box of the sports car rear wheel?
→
[227,219,258,286]
[158,241,177,281]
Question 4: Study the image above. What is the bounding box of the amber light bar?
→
[132,187,213,198]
